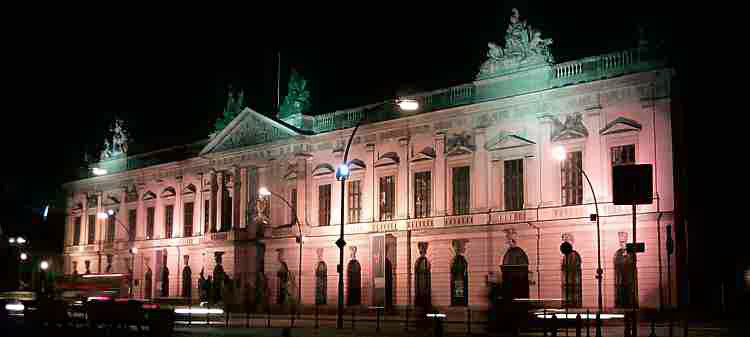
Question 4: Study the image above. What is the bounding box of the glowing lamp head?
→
[108,209,115,216]
[397,99,419,111]
[258,187,271,197]
[9,238,15,244]
[92,167,108,176]
[97,212,109,220]
[40,261,49,270]
[551,146,567,162]
[16,237,26,244]
[20,253,28,261]
[335,164,350,181]
[130,247,138,254]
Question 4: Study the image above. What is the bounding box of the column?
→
[538,117,558,205]
[364,144,376,222]
[239,167,248,229]
[258,166,269,224]
[433,133,446,216]
[232,166,241,229]
[295,155,308,227]
[119,188,127,241]
[473,127,488,212]
[136,184,145,240]
[215,171,224,232]
[175,176,183,238]
[583,109,603,203]
[397,137,409,219]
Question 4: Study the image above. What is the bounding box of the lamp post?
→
[9,237,29,290]
[259,186,302,315]
[98,209,137,297]
[334,98,419,328]
[552,146,602,337]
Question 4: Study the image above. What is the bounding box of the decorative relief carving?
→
[316,248,324,261]
[543,112,588,142]
[213,113,295,153]
[446,132,475,156]
[618,231,629,248]
[349,246,357,260]
[562,232,575,245]
[418,242,429,257]
[277,249,285,263]
[451,239,468,256]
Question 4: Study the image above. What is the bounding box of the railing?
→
[408,218,433,229]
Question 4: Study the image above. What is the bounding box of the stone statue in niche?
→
[451,239,468,256]
[199,268,209,301]
[213,252,225,303]
[418,242,429,257]
[562,233,575,245]
[349,246,357,260]
[84,260,91,274]
[316,248,324,261]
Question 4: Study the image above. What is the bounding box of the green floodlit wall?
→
[82,47,665,179]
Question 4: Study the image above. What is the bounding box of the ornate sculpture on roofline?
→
[212,88,246,135]
[278,69,311,120]
[477,8,554,80]
[99,118,131,161]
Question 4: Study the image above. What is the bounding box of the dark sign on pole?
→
[613,164,653,205]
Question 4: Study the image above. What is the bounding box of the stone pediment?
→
[411,147,436,162]
[348,159,366,171]
[374,152,400,167]
[312,163,335,176]
[201,108,311,155]
[599,116,642,135]
[485,133,536,151]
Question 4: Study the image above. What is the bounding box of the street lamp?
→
[259,186,303,316]
[40,260,49,271]
[20,252,28,261]
[16,237,26,244]
[552,145,603,337]
[335,98,419,328]
[98,209,137,297]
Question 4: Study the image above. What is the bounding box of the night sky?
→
[5,1,734,312]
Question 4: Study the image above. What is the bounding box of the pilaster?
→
[232,166,241,229]
[364,143,376,222]
[215,171,224,232]
[175,176,183,238]
[473,127,488,212]
[239,167,248,229]
[397,137,409,219]
[295,156,309,227]
[433,132,446,216]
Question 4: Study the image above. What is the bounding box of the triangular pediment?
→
[485,133,536,151]
[374,152,400,167]
[312,163,335,176]
[411,147,436,162]
[446,146,474,157]
[200,108,311,155]
[599,117,642,135]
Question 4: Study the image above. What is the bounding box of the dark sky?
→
[4,2,677,210]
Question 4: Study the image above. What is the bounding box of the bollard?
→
[467,308,472,335]
[188,304,192,327]
[245,309,249,328]
[595,312,602,337]
[648,319,657,337]
[633,311,638,337]
[352,309,356,330]
[315,304,319,329]
[207,304,211,326]
[566,307,569,337]
[267,308,271,328]
[543,308,548,337]
[624,313,632,337]
[376,308,381,332]
[405,305,409,331]
[226,310,230,328]
[586,310,590,337]
[550,314,558,337]
[575,313,582,337]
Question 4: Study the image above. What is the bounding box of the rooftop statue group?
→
[100,118,130,161]
[478,8,554,79]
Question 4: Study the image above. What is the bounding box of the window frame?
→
[164,204,174,239]
[183,202,194,237]
[73,216,81,246]
[504,158,524,211]
[318,183,332,226]
[347,180,362,224]
[451,166,471,215]
[378,175,396,221]
[127,209,137,241]
[413,171,432,218]
[146,206,155,239]
[87,214,96,245]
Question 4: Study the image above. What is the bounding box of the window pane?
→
[74,217,81,246]
[504,160,524,210]
[452,167,470,215]
[291,188,297,224]
[128,210,137,241]
[204,200,210,233]
[319,184,331,226]
[379,176,395,221]
[88,215,96,244]
[165,205,174,238]
[348,181,361,223]
[414,172,431,218]
[146,207,155,239]
[184,202,194,237]
[106,215,115,242]
[562,151,583,205]
[611,144,636,166]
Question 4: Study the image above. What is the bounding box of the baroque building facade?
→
[62,12,676,314]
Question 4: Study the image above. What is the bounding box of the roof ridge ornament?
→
[476,8,554,80]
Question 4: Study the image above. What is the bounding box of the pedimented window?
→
[374,152,400,167]
[182,184,197,195]
[411,147,436,162]
[485,133,536,152]
[142,191,157,201]
[599,117,642,136]
[312,163,335,176]
[161,187,176,198]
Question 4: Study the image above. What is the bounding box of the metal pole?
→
[577,168,602,337]
[632,203,638,337]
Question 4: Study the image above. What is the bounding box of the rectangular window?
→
[414,172,431,218]
[128,209,137,241]
[73,217,81,246]
[106,214,116,242]
[562,151,583,205]
[452,166,470,215]
[319,184,331,226]
[204,200,210,233]
[146,207,155,239]
[379,176,395,221]
[87,214,96,244]
[611,144,636,166]
[504,159,524,210]
[290,188,297,225]
[348,180,361,223]
[184,202,194,237]
[164,205,174,238]
[222,195,232,230]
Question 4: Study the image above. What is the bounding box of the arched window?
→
[501,247,530,300]
[315,262,327,305]
[346,260,361,306]
[144,268,152,300]
[562,251,582,308]
[415,257,431,308]
[277,262,289,305]
[451,255,468,306]
[182,266,192,299]
[614,249,638,308]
